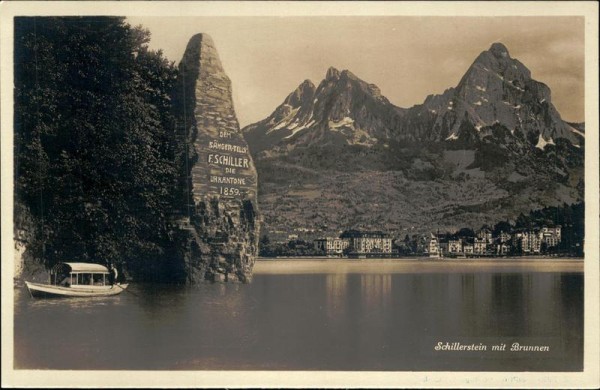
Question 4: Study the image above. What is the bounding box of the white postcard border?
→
[1,1,598,388]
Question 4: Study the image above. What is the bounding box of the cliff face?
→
[405,42,582,145]
[13,200,49,282]
[174,34,259,283]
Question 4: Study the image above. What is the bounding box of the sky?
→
[126,16,585,127]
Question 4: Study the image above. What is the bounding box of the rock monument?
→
[173,33,259,283]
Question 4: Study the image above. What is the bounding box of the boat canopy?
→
[52,262,110,274]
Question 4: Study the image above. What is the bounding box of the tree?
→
[259,234,271,247]
[14,17,179,279]
[258,234,276,257]
[514,213,531,229]
[457,227,475,238]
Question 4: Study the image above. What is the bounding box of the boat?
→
[25,262,128,298]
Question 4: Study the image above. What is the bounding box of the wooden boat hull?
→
[25,281,129,298]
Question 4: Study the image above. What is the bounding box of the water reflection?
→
[325,273,348,319]
[25,294,118,310]
[14,265,583,371]
[360,274,392,308]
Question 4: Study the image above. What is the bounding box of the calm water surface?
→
[14,259,583,371]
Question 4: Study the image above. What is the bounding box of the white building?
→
[495,242,510,255]
[429,234,440,257]
[448,239,463,254]
[477,228,493,244]
[340,230,392,255]
[499,231,511,243]
[541,226,561,248]
[517,230,542,254]
[474,237,487,255]
[463,243,474,254]
[314,237,349,256]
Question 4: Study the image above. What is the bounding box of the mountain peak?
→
[340,69,359,80]
[489,42,510,58]
[283,79,316,108]
[326,66,341,80]
[300,79,315,89]
[428,40,581,147]
[467,41,530,81]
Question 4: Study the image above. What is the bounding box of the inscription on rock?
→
[182,33,258,204]
[201,130,256,199]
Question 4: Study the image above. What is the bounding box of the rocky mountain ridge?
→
[242,42,584,238]
[244,66,407,155]
[404,42,582,147]
[245,43,583,156]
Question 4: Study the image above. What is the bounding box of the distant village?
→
[259,203,584,259]
[260,220,582,260]
[311,226,565,258]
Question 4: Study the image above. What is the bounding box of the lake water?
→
[14,259,583,371]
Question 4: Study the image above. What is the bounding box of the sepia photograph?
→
[2,1,599,388]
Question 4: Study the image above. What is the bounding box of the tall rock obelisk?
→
[173,33,259,283]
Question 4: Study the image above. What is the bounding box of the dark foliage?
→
[516,202,584,256]
[14,17,182,278]
[259,237,321,257]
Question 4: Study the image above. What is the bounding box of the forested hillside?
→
[14,17,183,280]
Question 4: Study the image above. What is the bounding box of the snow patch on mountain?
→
[269,107,300,132]
[328,117,355,129]
[568,125,585,138]
[536,134,555,150]
[283,119,316,139]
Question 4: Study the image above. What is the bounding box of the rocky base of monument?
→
[182,197,258,283]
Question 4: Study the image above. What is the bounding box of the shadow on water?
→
[133,283,189,313]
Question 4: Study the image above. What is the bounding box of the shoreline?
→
[254,257,584,274]
[257,256,584,261]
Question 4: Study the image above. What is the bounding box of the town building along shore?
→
[314,225,565,259]
[315,230,393,258]
[427,226,562,258]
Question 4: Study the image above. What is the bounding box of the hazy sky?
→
[126,16,584,127]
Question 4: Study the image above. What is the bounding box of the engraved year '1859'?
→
[219,187,241,196]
